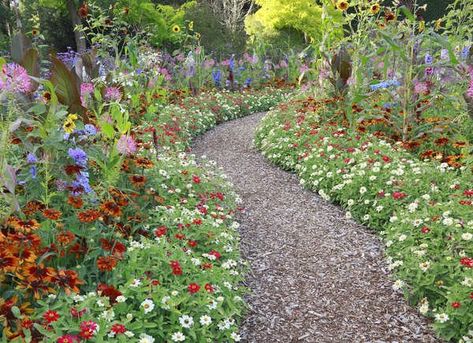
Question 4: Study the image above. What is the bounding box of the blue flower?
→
[27,153,38,164]
[212,69,221,87]
[370,79,400,91]
[71,171,92,195]
[68,148,88,167]
[30,165,37,179]
[424,53,433,65]
[461,46,471,60]
[84,124,97,136]
[245,78,252,87]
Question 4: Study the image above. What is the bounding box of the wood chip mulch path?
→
[192,112,440,343]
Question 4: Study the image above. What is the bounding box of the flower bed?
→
[1,86,288,342]
[254,96,473,342]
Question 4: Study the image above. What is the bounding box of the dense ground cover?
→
[255,95,473,341]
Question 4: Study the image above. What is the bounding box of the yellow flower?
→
[188,21,194,31]
[369,3,380,15]
[336,0,349,11]
[67,113,78,121]
[418,20,425,32]
[172,25,181,33]
[63,119,76,134]
[195,32,201,40]
[434,19,442,31]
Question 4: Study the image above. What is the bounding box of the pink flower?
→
[0,63,32,93]
[116,135,137,156]
[104,86,122,101]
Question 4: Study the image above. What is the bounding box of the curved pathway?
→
[193,113,439,342]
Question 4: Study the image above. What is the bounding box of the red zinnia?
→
[421,226,430,234]
[392,192,407,200]
[460,257,473,268]
[57,335,79,343]
[192,175,201,184]
[188,283,200,294]
[154,226,167,237]
[451,301,461,309]
[111,323,126,334]
[43,310,60,323]
[204,283,214,293]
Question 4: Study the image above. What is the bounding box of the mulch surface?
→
[192,112,439,343]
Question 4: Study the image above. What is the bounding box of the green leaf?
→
[398,5,415,21]
[11,306,21,319]
[21,48,41,91]
[49,55,86,116]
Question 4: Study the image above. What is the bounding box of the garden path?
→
[192,112,439,343]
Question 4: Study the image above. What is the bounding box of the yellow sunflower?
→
[188,21,194,31]
[172,25,181,33]
[434,19,442,31]
[336,0,349,11]
[369,3,380,15]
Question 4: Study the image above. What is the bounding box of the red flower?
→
[43,310,60,323]
[392,192,407,200]
[188,240,198,247]
[421,226,430,234]
[80,320,98,339]
[111,323,126,334]
[460,257,473,268]
[170,260,183,275]
[57,335,79,343]
[451,302,461,309]
[97,283,122,303]
[209,250,221,260]
[192,175,201,184]
[188,283,200,294]
[154,226,167,237]
[97,256,118,271]
[204,283,214,293]
[70,307,86,318]
[464,189,473,197]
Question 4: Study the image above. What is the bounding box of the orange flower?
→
[64,164,84,176]
[77,209,101,223]
[22,201,45,216]
[42,208,62,221]
[129,175,147,188]
[68,196,84,209]
[0,251,18,272]
[385,11,396,22]
[100,201,122,217]
[109,188,129,206]
[7,218,40,233]
[134,157,154,169]
[97,256,118,271]
[78,3,89,18]
[52,269,83,294]
[56,231,76,246]
[453,141,466,148]
[434,137,449,146]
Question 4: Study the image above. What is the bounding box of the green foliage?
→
[115,0,193,47]
[184,2,246,56]
[245,0,343,47]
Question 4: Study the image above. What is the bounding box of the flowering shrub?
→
[255,95,473,341]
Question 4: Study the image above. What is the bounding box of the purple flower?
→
[0,63,32,93]
[68,147,88,167]
[116,135,137,156]
[104,86,122,101]
[27,153,38,164]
